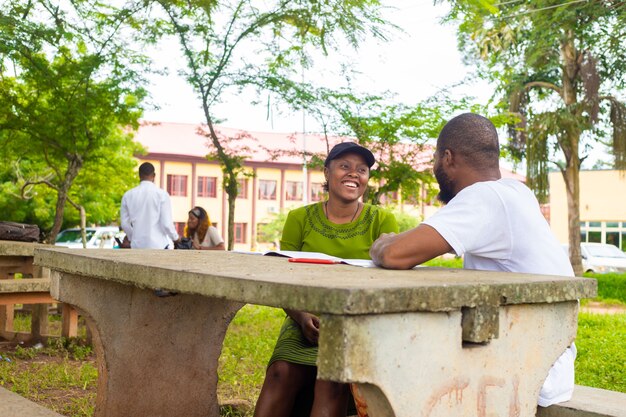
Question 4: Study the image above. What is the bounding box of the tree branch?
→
[524,81,563,98]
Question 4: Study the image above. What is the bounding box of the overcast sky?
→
[141,0,492,134]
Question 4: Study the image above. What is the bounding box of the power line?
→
[500,0,589,19]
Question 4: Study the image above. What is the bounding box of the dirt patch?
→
[581,301,626,315]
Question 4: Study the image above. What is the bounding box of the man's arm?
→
[120,195,133,242]
[370,223,453,269]
[159,194,179,242]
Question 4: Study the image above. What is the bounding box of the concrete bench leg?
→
[50,271,243,417]
[319,302,578,417]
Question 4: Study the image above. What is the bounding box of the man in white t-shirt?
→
[121,162,180,249]
[370,112,576,408]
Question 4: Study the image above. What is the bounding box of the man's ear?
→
[323,166,329,180]
[442,149,454,167]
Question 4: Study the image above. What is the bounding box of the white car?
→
[567,243,626,274]
[55,226,121,249]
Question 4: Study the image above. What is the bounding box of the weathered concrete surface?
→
[0,386,64,417]
[34,247,597,417]
[0,277,50,293]
[35,248,596,315]
[537,385,626,417]
[0,278,53,305]
[319,302,578,417]
[0,240,47,257]
[51,270,243,417]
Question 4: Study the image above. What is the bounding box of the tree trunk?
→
[562,156,583,276]
[48,158,82,244]
[560,33,584,276]
[227,186,236,251]
[80,206,87,248]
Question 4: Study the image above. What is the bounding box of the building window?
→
[234,223,247,243]
[197,176,217,198]
[285,181,303,201]
[310,182,324,202]
[175,222,185,236]
[167,175,188,197]
[237,178,248,199]
[580,221,626,250]
[258,180,277,200]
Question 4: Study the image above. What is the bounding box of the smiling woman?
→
[253,141,399,417]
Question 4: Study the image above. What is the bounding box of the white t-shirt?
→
[193,226,224,248]
[423,178,575,407]
[120,181,179,249]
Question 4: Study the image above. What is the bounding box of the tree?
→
[281,84,487,208]
[0,0,148,242]
[149,0,389,250]
[440,0,626,274]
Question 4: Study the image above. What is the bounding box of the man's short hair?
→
[437,113,500,169]
[138,162,155,178]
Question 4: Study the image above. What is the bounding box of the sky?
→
[141,0,492,134]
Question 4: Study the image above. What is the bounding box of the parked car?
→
[55,226,122,249]
[563,243,626,273]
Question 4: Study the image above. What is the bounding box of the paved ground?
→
[581,301,626,315]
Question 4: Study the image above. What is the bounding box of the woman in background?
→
[185,206,225,250]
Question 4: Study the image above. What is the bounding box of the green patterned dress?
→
[268,202,398,367]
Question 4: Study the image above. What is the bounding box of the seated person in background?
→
[185,206,225,250]
[369,112,576,408]
[254,142,398,417]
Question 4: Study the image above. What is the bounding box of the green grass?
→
[575,312,626,392]
[584,272,626,305]
[0,338,97,417]
[218,304,284,404]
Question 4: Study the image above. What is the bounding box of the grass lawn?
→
[0,262,624,417]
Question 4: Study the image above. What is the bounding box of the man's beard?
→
[435,163,456,204]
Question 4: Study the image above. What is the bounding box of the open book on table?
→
[235,250,376,268]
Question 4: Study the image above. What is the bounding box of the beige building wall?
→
[132,157,436,252]
[549,170,626,248]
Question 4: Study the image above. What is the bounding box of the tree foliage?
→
[440,0,626,274]
[149,0,390,249]
[0,0,148,242]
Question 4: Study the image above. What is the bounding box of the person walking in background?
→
[254,142,398,417]
[120,162,180,249]
[369,113,576,409]
[184,206,225,250]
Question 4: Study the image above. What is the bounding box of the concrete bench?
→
[0,386,65,417]
[537,385,626,417]
[0,240,78,342]
[35,247,596,417]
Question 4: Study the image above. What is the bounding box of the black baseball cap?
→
[324,142,376,168]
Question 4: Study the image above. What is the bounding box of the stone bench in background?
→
[538,385,626,417]
[0,240,78,342]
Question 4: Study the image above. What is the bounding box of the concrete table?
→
[34,247,596,417]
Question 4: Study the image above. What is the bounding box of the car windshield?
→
[586,245,626,258]
[56,230,96,243]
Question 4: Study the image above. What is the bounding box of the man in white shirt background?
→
[121,162,180,249]
[370,112,576,408]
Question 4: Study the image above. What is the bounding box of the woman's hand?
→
[285,309,320,345]
[192,241,201,250]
